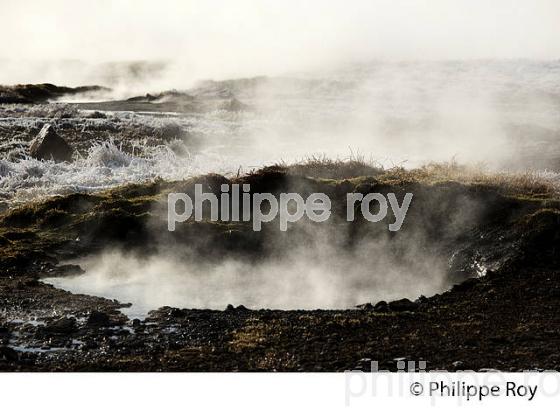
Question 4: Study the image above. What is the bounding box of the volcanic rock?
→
[374,301,389,313]
[29,124,73,162]
[0,346,18,362]
[388,298,419,312]
[86,311,111,327]
[43,317,77,335]
[356,302,374,311]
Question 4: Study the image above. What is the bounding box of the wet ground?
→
[1,263,559,371]
[0,163,559,371]
[2,64,560,371]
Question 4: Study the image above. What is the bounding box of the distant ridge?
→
[0,83,110,104]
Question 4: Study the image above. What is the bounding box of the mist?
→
[2,0,560,89]
[42,171,492,317]
[4,1,560,315]
[2,59,560,205]
[2,1,560,173]
[45,226,449,317]
[2,0,559,166]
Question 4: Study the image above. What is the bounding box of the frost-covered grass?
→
[0,104,261,204]
[0,103,80,118]
[1,139,559,206]
[3,60,560,204]
[381,161,560,198]
[0,139,232,204]
[260,157,560,199]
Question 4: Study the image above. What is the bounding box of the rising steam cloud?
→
[2,0,560,88]
[46,223,449,317]
[6,0,560,313]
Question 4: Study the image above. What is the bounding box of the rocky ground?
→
[1,263,560,371]
[1,82,560,371]
[0,160,559,371]
[0,80,253,164]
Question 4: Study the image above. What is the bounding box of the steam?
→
[4,0,560,313]
[44,176,483,317]
[202,60,560,170]
[2,60,560,203]
[3,0,560,86]
[45,228,448,317]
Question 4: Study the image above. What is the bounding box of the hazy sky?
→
[2,0,560,81]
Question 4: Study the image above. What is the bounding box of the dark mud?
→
[1,165,559,371]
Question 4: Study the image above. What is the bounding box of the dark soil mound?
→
[0,165,559,371]
[0,83,109,104]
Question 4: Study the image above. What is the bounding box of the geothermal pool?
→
[43,249,448,318]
